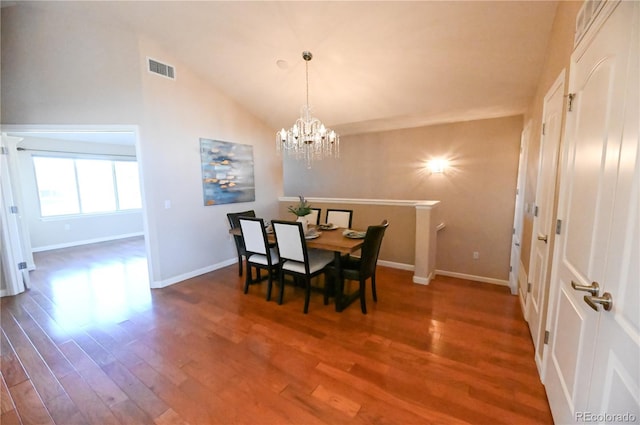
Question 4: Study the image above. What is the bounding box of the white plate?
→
[305,233,321,240]
[343,230,366,239]
[318,224,339,230]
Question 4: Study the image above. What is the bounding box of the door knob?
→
[584,292,613,311]
[571,280,600,296]
[537,233,548,243]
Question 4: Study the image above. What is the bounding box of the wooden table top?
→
[230,226,364,255]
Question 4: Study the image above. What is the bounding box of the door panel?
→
[586,3,639,417]
[545,1,638,422]
[527,71,564,372]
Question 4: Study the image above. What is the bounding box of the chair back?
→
[227,210,256,229]
[359,220,389,278]
[326,209,353,228]
[271,220,306,263]
[305,208,321,225]
[239,217,268,255]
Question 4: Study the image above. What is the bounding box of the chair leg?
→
[278,269,285,305]
[266,268,273,301]
[359,279,367,314]
[238,255,243,276]
[323,273,331,305]
[243,261,251,294]
[303,276,311,314]
[371,274,377,302]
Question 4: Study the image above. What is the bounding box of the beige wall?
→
[521,0,582,274]
[1,4,282,287]
[283,115,523,281]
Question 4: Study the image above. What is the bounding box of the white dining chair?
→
[239,217,280,301]
[326,209,353,228]
[305,208,321,225]
[271,220,334,313]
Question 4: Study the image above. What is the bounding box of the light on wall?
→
[427,158,449,173]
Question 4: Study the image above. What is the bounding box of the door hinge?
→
[527,282,532,293]
[567,93,576,112]
[509,265,513,272]
[542,123,546,135]
[556,219,562,235]
[18,262,27,270]
[544,330,550,344]
[534,205,539,217]
[10,206,18,214]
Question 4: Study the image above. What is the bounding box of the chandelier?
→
[276,51,339,168]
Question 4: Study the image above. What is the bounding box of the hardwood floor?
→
[1,237,552,424]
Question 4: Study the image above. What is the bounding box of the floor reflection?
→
[32,237,151,329]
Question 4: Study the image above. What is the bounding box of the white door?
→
[585,4,639,419]
[527,70,565,374]
[511,122,530,298]
[544,1,639,422]
[0,140,27,296]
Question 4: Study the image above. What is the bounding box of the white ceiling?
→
[11,1,558,137]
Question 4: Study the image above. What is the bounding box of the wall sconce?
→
[427,158,449,174]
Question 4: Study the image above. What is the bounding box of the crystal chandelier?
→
[276,51,339,168]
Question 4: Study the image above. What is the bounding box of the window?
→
[33,156,142,217]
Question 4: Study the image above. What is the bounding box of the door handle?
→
[571,280,600,296]
[584,292,613,312]
[537,233,548,243]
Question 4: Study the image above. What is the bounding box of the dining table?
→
[229,224,365,312]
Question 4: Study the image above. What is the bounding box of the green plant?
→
[288,195,312,217]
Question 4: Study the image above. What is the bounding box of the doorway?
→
[1,125,153,296]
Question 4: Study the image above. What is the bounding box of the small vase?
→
[296,216,308,235]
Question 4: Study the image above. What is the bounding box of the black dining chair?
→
[239,217,280,301]
[271,220,334,314]
[227,210,256,276]
[326,209,353,228]
[332,219,389,314]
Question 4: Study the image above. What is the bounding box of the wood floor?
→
[1,237,552,424]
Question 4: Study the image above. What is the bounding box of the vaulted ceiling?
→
[8,1,558,136]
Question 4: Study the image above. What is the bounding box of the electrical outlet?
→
[473,251,479,260]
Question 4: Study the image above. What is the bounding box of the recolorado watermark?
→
[576,411,638,423]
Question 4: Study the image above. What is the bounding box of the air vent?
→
[147,57,176,80]
[574,0,605,47]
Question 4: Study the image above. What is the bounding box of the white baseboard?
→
[378,259,414,271]
[32,232,144,253]
[435,269,510,287]
[150,258,237,289]
[413,271,434,285]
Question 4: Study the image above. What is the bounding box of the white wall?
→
[2,3,283,287]
[16,137,144,251]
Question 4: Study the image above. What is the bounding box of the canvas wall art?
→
[200,138,255,206]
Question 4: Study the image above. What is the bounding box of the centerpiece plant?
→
[288,195,312,217]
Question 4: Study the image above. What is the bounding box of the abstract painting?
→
[200,138,255,206]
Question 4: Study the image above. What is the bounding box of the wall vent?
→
[147,57,176,80]
[574,0,606,47]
